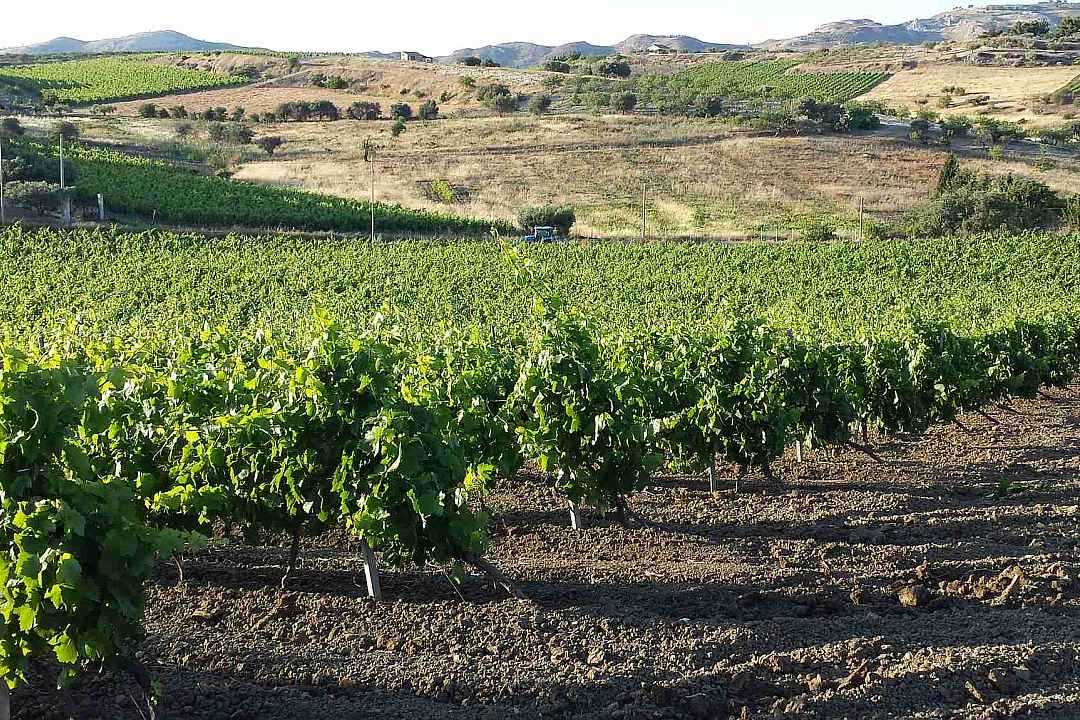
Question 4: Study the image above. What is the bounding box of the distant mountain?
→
[441,35,744,68]
[760,2,1080,50]
[1,30,254,56]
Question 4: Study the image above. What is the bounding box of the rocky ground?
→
[16,386,1080,720]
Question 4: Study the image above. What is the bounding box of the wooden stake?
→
[707,465,717,493]
[360,539,382,600]
[568,501,583,530]
[97,193,105,221]
[795,442,803,463]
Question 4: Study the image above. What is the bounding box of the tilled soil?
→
[17,386,1080,720]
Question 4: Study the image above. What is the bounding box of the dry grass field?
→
[865,64,1080,129]
[112,57,547,118]
[230,112,1080,238]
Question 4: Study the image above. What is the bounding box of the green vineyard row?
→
[3,246,1079,689]
[41,142,509,235]
[0,57,247,104]
[670,60,890,103]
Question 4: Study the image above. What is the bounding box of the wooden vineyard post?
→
[360,539,382,600]
[707,465,717,493]
[795,442,803,464]
[568,501,584,530]
[97,194,105,221]
[0,139,5,224]
[641,182,647,241]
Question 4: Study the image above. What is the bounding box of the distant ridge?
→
[0,30,258,56]
[759,2,1080,50]
[441,35,747,68]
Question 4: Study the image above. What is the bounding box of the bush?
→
[544,61,572,73]
[56,121,79,140]
[5,181,61,213]
[907,156,1066,236]
[174,122,194,138]
[595,60,632,78]
[462,56,482,67]
[481,58,500,68]
[391,103,413,120]
[0,145,71,184]
[491,94,520,114]
[1065,197,1080,230]
[0,117,24,138]
[255,136,283,156]
[1009,19,1050,37]
[418,99,439,120]
[611,92,637,113]
[798,217,837,242]
[348,101,381,120]
[528,94,553,115]
[137,103,158,118]
[477,84,510,103]
[391,117,407,137]
[518,204,576,236]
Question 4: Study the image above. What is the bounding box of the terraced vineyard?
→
[36,142,507,235]
[0,56,246,103]
[672,60,890,102]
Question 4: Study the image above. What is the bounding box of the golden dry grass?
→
[111,58,546,117]
[864,64,1080,129]
[230,114,952,238]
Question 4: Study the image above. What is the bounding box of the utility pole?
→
[59,133,65,190]
[363,138,376,243]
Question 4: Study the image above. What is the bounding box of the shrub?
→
[311,101,340,121]
[491,94,520,114]
[518,204,576,236]
[611,92,637,113]
[5,181,61,213]
[55,121,79,140]
[544,61,572,73]
[477,84,510,103]
[1065,197,1080,230]
[391,117,407,137]
[907,156,1065,236]
[481,58,500,68]
[528,94,553,115]
[255,136,283,156]
[798,217,837,242]
[391,103,413,120]
[462,56,482,67]
[0,117,24,138]
[226,124,254,145]
[137,103,158,118]
[459,76,476,89]
[418,99,439,120]
[1009,19,1050,37]
[595,60,632,78]
[174,122,194,138]
[348,101,381,120]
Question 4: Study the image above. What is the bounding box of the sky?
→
[0,1,1048,55]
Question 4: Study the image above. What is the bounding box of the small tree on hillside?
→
[418,99,439,120]
[256,136,283,156]
[391,103,413,120]
[612,92,637,113]
[528,94,553,115]
[137,103,158,118]
[0,117,24,138]
[348,101,381,120]
[391,117,407,137]
[462,56,482,67]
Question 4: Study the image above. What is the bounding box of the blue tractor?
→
[522,226,560,243]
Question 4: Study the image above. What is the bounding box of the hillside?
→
[441,34,743,68]
[761,1,1080,50]
[0,30,254,56]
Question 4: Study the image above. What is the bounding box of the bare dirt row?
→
[18,385,1080,720]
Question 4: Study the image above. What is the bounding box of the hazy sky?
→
[0,1,1046,54]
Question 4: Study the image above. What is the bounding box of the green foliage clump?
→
[907,156,1066,236]
[518,204,576,236]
